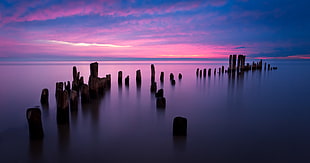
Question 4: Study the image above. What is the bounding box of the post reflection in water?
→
[29,139,43,161]
[57,124,70,157]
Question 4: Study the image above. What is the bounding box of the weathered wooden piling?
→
[40,88,49,105]
[156,97,166,108]
[196,68,199,77]
[118,71,122,85]
[136,70,142,85]
[70,90,78,111]
[65,81,70,94]
[214,68,216,75]
[178,73,182,79]
[155,89,164,98]
[222,66,224,73]
[55,82,63,99]
[73,66,77,80]
[203,69,206,77]
[170,73,174,80]
[81,84,90,103]
[26,108,44,139]
[268,64,271,70]
[151,64,155,83]
[160,72,164,83]
[208,68,211,76]
[89,76,99,98]
[106,74,111,88]
[173,116,187,136]
[150,82,157,93]
[264,63,267,70]
[90,62,98,77]
[125,75,129,86]
[199,70,202,78]
[56,90,69,125]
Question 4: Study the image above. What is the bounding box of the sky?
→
[0,0,309,60]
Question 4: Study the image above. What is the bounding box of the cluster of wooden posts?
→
[227,54,278,73]
[26,62,187,140]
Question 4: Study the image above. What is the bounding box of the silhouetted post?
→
[268,64,271,70]
[90,62,98,77]
[173,117,187,136]
[65,81,70,94]
[81,84,90,103]
[26,108,44,139]
[222,66,224,73]
[219,68,221,74]
[229,55,232,71]
[118,71,122,85]
[178,73,182,79]
[196,68,199,77]
[55,82,63,100]
[199,70,202,78]
[232,55,237,71]
[170,73,174,80]
[170,73,175,85]
[106,74,111,88]
[156,97,166,108]
[151,64,155,83]
[70,90,78,111]
[150,82,157,93]
[264,63,267,70]
[155,89,164,98]
[208,68,211,76]
[136,70,142,85]
[40,88,49,105]
[125,75,129,86]
[57,90,69,125]
[203,68,206,77]
[160,72,164,83]
[214,68,216,75]
[89,62,100,98]
[73,66,77,81]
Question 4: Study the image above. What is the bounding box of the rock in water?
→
[26,108,44,139]
[40,88,49,105]
[173,117,187,136]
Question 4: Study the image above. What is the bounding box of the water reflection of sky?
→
[0,60,309,162]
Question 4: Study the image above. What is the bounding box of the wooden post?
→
[26,108,44,139]
[136,70,142,85]
[178,73,182,79]
[222,66,224,73]
[150,82,157,93]
[70,90,78,111]
[203,68,206,77]
[118,71,122,85]
[125,75,129,86]
[156,97,166,108]
[81,84,90,104]
[208,68,211,76]
[155,89,164,98]
[57,90,69,125]
[90,62,98,77]
[196,68,199,77]
[40,88,49,105]
[173,116,187,136]
[160,72,164,83]
[151,64,155,83]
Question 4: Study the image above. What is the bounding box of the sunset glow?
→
[0,0,309,60]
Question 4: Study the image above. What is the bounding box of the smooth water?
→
[0,60,309,163]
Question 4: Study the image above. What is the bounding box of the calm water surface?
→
[0,60,310,163]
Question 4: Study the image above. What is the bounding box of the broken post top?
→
[90,62,98,77]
